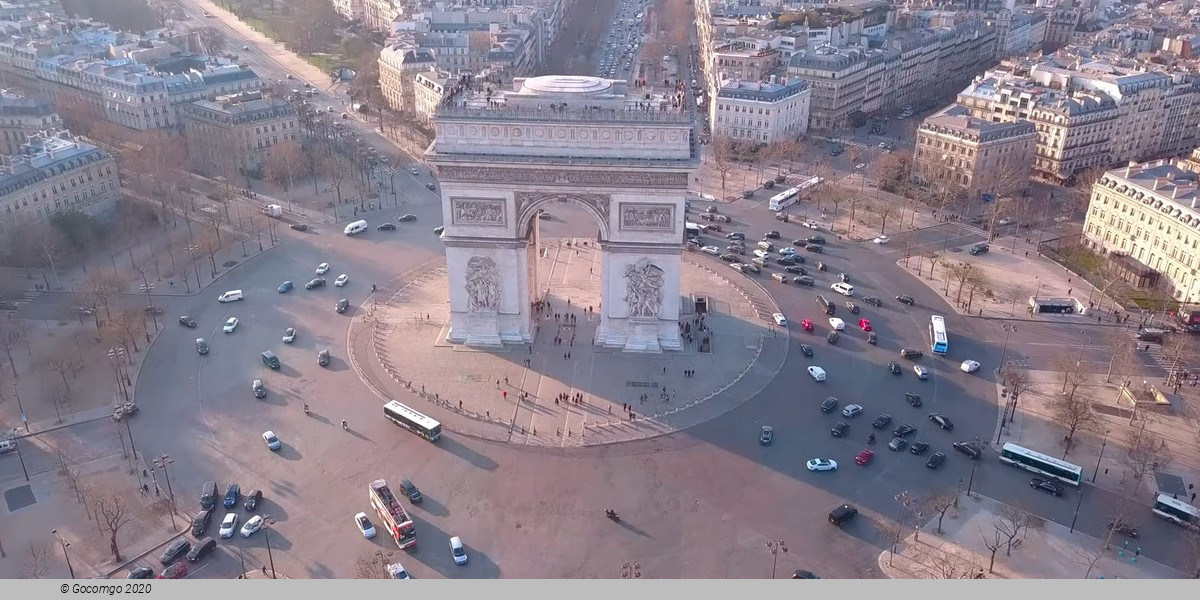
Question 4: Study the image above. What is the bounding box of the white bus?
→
[1152,494,1200,528]
[383,400,442,441]
[999,443,1083,486]
[929,315,948,354]
[767,187,799,212]
[685,222,703,238]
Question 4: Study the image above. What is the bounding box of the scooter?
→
[605,510,620,522]
[867,433,876,445]
[303,404,310,415]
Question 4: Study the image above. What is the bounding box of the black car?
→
[888,361,902,375]
[805,244,823,253]
[863,296,883,307]
[929,413,954,430]
[305,277,326,289]
[190,509,213,536]
[785,265,806,275]
[178,316,197,328]
[900,348,923,359]
[892,424,917,437]
[905,392,923,408]
[336,299,349,313]
[867,332,877,345]
[764,231,781,239]
[289,223,308,232]
[887,437,908,452]
[799,344,814,357]
[826,331,839,344]
[792,239,807,247]
[399,479,422,503]
[159,539,191,565]
[1030,478,1064,496]
[968,243,989,255]
[376,223,397,231]
[845,302,859,314]
[199,481,216,510]
[831,422,849,438]
[794,276,815,286]
[720,254,740,263]
[726,232,745,240]
[820,397,838,413]
[792,570,820,579]
[425,182,436,191]
[909,441,930,455]
[871,414,892,429]
[895,295,915,305]
[952,441,981,459]
[244,489,262,511]
[126,567,155,579]
[398,214,418,222]
[223,484,240,509]
[186,537,217,562]
[1107,520,1140,538]
[318,349,330,366]
[776,256,797,266]
[925,452,946,469]
[807,236,826,245]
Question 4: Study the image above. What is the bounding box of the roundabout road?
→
[129,192,1192,579]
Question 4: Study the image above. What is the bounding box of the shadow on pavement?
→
[434,436,498,471]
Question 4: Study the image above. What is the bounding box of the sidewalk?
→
[877,493,1185,579]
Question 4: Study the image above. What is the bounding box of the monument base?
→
[595,317,680,353]
[446,311,532,347]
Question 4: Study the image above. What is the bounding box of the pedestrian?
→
[262,566,268,576]
[459,400,463,409]
[169,280,174,287]
[564,352,568,360]
[663,366,667,374]
[555,397,559,405]
[502,390,507,400]
[1192,493,1197,502]
[567,351,571,359]
[504,376,509,385]
[567,298,571,306]
[1067,288,1072,295]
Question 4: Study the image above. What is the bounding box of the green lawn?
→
[243,17,279,41]
[302,54,345,73]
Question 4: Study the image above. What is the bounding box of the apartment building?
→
[413,71,451,124]
[176,92,297,177]
[986,9,1048,58]
[379,44,437,115]
[363,0,404,33]
[711,77,811,143]
[330,0,363,22]
[0,91,61,155]
[913,104,1037,197]
[0,130,118,225]
[787,45,892,130]
[1082,160,1200,303]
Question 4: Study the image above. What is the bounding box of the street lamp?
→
[138,281,158,330]
[152,453,177,531]
[766,539,788,579]
[106,347,129,402]
[184,244,201,287]
[262,516,278,579]
[13,381,27,432]
[1092,429,1110,483]
[51,529,74,579]
[1069,488,1085,533]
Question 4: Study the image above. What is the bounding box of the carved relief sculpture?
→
[465,256,501,311]
[452,198,506,226]
[620,204,673,231]
[623,259,664,318]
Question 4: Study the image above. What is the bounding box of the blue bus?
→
[929,315,948,354]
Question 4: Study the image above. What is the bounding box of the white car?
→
[773,313,788,327]
[803,221,821,230]
[219,513,239,539]
[701,245,721,256]
[241,515,264,537]
[961,360,981,373]
[316,262,330,275]
[913,365,930,380]
[334,274,349,287]
[828,317,845,331]
[805,458,839,472]
[449,536,468,565]
[223,317,238,333]
[874,235,890,244]
[282,327,296,343]
[354,512,376,539]
[807,366,827,382]
[262,430,281,451]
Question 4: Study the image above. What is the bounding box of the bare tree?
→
[945,261,975,304]
[874,517,906,566]
[1000,367,1035,421]
[354,552,391,579]
[925,488,960,534]
[915,546,981,579]
[92,482,136,562]
[1072,539,1106,579]
[870,199,901,235]
[993,504,1033,556]
[147,0,173,25]
[1162,335,1196,391]
[1049,354,1099,456]
[40,352,73,391]
[264,139,308,205]
[1102,329,1138,383]
[196,27,226,55]
[925,252,941,278]
[980,524,1005,574]
[320,154,348,205]
[1121,428,1174,486]
[81,271,121,322]
[110,309,143,354]
[0,317,23,378]
[709,137,737,199]
[31,222,64,288]
[964,269,991,313]
[22,541,51,579]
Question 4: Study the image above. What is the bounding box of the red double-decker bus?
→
[369,479,417,549]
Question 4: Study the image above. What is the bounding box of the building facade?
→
[379,45,437,115]
[177,92,297,176]
[330,0,363,21]
[0,91,61,156]
[0,130,118,225]
[913,104,1037,197]
[711,77,810,143]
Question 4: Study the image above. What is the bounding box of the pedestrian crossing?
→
[8,289,41,306]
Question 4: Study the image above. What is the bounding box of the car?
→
[799,344,814,357]
[874,236,890,244]
[806,236,826,245]
[277,281,293,293]
[867,331,877,344]
[158,563,188,579]
[355,512,377,538]
[892,424,916,437]
[909,441,930,455]
[779,246,797,256]
[929,413,954,430]
[858,318,872,331]
[185,536,216,562]
[316,262,330,275]
[806,458,838,472]
[772,313,788,327]
[726,232,745,240]
[243,489,262,511]
[826,331,839,344]
[190,508,213,536]
[222,317,238,333]
[1106,520,1140,538]
[434,226,445,236]
[219,513,239,539]
[282,327,296,343]
[854,449,875,465]
[289,223,308,232]
[1030,477,1064,497]
[318,349,330,366]
[701,245,721,255]
[223,484,240,509]
[776,256,797,266]
[925,452,946,469]
[953,441,982,459]
[820,397,838,413]
[178,316,197,328]
[961,360,981,373]
[450,536,469,565]
[841,404,863,418]
[828,317,845,331]
[785,265,806,275]
[968,243,989,255]
[126,567,155,579]
[814,261,827,271]
[896,295,915,305]
[900,348,923,359]
[872,414,893,429]
[159,539,191,565]
[143,304,164,315]
[831,421,849,437]
[336,298,349,313]
[794,275,815,286]
[241,515,264,537]
[888,437,908,451]
[720,254,740,263]
[743,263,761,274]
[807,366,826,381]
[888,361,902,375]
[801,318,814,332]
[305,278,326,290]
[863,296,883,307]
[805,244,823,253]
[913,365,930,380]
[905,392,923,408]
[792,238,807,247]
[764,231,781,239]
[262,430,282,451]
[252,379,266,398]
[792,570,821,579]
[846,302,860,314]
[759,425,774,445]
[376,223,397,231]
[425,182,436,190]
[195,338,209,355]
[399,479,423,503]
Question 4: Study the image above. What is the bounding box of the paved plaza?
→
[351,237,788,446]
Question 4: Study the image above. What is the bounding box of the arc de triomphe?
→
[427,76,698,352]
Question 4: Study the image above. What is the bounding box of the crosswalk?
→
[9,289,41,306]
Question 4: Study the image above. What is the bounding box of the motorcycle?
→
[303,404,310,415]
[867,433,876,444]
[605,510,620,522]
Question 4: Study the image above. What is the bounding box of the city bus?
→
[383,400,442,442]
[929,315,949,355]
[768,187,800,212]
[1152,494,1200,528]
[685,222,703,239]
[998,443,1083,486]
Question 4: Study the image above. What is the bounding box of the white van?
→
[218,290,243,303]
[343,220,368,235]
[830,282,854,297]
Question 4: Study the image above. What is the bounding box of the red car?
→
[158,563,188,579]
[801,319,814,332]
[854,449,875,465]
[859,319,872,331]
